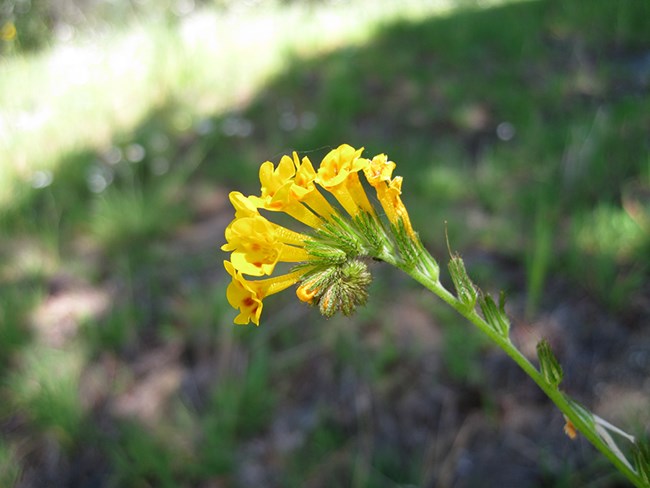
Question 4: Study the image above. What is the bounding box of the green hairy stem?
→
[380,243,649,488]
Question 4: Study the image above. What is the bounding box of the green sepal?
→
[390,218,439,280]
[298,265,340,295]
[352,211,392,257]
[310,213,365,258]
[536,339,563,388]
[448,254,477,310]
[303,239,348,265]
[565,397,596,431]
[389,219,416,264]
[478,293,510,337]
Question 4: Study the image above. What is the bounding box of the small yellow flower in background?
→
[1,22,17,42]
[222,143,420,325]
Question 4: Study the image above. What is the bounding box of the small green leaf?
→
[536,339,563,388]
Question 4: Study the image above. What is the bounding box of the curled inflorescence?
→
[221,143,422,325]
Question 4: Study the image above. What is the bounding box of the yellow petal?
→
[229,191,259,218]
[375,176,416,238]
[223,215,310,276]
[363,154,396,187]
[316,144,365,189]
[296,282,319,303]
[316,144,373,217]
[224,260,303,325]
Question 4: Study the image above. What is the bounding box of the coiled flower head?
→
[222,144,432,325]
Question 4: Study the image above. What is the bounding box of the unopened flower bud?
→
[298,259,372,318]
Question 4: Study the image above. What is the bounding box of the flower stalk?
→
[404,259,646,487]
[222,144,649,487]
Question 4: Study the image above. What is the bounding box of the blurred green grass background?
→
[1,0,649,486]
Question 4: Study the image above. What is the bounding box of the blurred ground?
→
[1,0,649,487]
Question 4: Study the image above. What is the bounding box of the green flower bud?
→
[299,259,372,318]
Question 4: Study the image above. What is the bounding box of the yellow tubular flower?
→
[229,191,259,218]
[225,191,307,246]
[222,214,310,276]
[262,183,324,228]
[363,153,396,186]
[250,157,324,229]
[290,153,339,220]
[224,261,304,325]
[316,144,375,217]
[223,191,260,250]
[364,154,416,238]
[260,157,295,192]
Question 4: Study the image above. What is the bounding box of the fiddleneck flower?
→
[289,153,339,220]
[228,190,258,218]
[316,144,375,217]
[224,261,305,325]
[222,146,650,488]
[250,156,323,228]
[363,153,416,239]
[221,214,310,276]
[223,190,313,276]
[222,144,420,326]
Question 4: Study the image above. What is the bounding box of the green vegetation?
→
[1,0,648,485]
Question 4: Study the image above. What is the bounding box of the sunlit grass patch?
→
[0,0,494,210]
[572,204,645,260]
[567,204,648,309]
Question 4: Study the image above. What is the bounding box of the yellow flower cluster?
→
[222,143,415,325]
